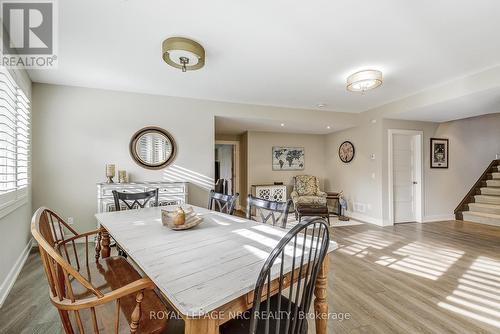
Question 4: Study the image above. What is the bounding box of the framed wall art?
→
[272,147,305,171]
[430,138,449,168]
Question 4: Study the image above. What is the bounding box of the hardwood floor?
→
[1,220,500,333]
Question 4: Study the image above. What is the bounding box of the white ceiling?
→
[216,116,342,136]
[391,87,500,123]
[28,0,500,114]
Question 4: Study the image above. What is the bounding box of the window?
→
[0,67,30,209]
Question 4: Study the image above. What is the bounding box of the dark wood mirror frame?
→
[129,126,177,170]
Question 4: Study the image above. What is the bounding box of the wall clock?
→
[339,141,355,163]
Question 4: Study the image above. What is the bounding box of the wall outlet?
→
[68,217,74,225]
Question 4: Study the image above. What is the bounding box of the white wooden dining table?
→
[95,205,337,334]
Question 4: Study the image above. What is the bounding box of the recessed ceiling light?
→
[317,103,327,108]
[346,70,383,93]
[326,126,331,129]
[280,123,285,127]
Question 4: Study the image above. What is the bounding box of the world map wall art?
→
[272,146,305,171]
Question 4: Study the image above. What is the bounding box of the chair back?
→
[31,207,103,306]
[249,218,330,334]
[208,190,239,215]
[246,194,292,228]
[293,175,321,196]
[112,189,159,211]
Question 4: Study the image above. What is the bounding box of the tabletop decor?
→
[105,164,116,183]
[272,146,304,170]
[118,170,128,183]
[339,141,355,163]
[430,138,449,168]
[162,206,202,230]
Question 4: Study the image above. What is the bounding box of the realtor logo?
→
[1,0,57,68]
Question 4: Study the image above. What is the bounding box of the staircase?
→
[455,160,500,226]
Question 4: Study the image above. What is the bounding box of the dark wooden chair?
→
[112,189,160,256]
[31,207,169,333]
[246,194,292,228]
[112,189,159,211]
[208,190,239,215]
[220,218,330,334]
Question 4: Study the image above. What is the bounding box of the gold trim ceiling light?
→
[162,37,205,72]
[346,70,383,93]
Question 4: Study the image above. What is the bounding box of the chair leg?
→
[130,290,144,333]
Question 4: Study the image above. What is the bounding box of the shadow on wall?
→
[162,165,214,207]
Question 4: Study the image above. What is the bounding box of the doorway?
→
[215,140,240,208]
[388,130,423,224]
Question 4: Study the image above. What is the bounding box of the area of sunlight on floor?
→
[438,256,500,328]
[375,241,464,280]
[337,230,398,258]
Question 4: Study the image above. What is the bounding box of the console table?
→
[97,182,188,214]
[251,184,287,202]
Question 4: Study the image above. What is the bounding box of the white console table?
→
[251,184,287,202]
[97,182,188,213]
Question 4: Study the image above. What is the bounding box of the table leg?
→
[100,227,111,258]
[184,318,218,334]
[314,253,329,334]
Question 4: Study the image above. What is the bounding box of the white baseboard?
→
[345,210,384,226]
[0,239,33,307]
[423,214,456,223]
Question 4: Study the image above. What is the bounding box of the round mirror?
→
[129,127,176,169]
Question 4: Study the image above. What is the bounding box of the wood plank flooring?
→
[1,220,500,333]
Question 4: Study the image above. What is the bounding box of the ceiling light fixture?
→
[280,123,285,127]
[346,70,383,93]
[317,103,326,108]
[162,37,205,72]
[326,126,331,129]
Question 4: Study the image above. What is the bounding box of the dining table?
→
[95,205,337,334]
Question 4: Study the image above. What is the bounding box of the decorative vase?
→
[106,164,115,183]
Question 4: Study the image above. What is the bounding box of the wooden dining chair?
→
[112,189,159,211]
[208,190,239,215]
[31,207,169,334]
[220,217,330,334]
[246,194,293,228]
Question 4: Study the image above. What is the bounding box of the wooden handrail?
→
[454,159,500,216]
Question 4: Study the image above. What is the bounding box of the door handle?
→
[413,181,418,185]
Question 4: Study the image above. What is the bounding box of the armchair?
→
[290,175,328,208]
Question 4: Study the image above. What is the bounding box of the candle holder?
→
[106,164,116,183]
[118,170,127,183]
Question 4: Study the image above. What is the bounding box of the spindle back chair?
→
[31,207,168,333]
[251,218,329,333]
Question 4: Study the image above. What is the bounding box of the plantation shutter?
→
[0,67,30,207]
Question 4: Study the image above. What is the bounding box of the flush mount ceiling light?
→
[346,70,383,93]
[162,37,205,72]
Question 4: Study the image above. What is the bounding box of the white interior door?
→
[393,134,417,223]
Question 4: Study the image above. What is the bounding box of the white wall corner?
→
[345,210,384,226]
[423,214,456,223]
[0,239,33,307]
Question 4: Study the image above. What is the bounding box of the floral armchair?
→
[290,175,327,207]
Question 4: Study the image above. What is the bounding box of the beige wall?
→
[324,119,384,224]
[32,84,356,231]
[325,113,500,225]
[246,131,327,201]
[32,84,215,232]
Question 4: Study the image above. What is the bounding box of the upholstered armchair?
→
[290,175,328,207]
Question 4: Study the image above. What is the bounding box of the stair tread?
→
[463,211,500,219]
[469,203,500,208]
[475,194,500,198]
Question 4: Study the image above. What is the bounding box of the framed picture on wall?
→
[272,147,305,170]
[430,138,449,168]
